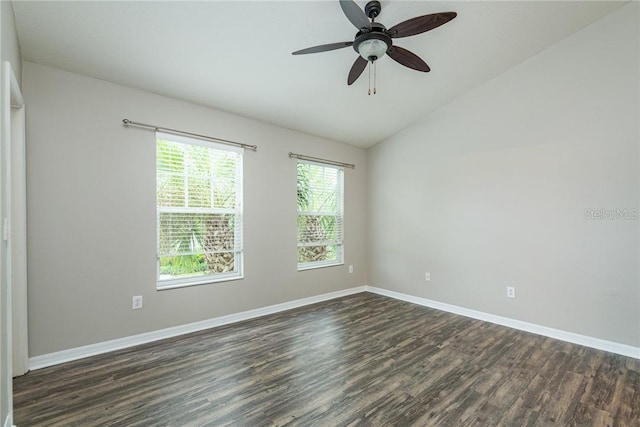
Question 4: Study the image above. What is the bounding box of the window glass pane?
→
[297,215,338,242]
[297,245,338,264]
[187,176,211,208]
[297,161,343,269]
[157,134,242,287]
[159,254,208,279]
[157,141,185,208]
[213,177,236,209]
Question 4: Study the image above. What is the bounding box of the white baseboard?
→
[28,284,639,370]
[28,286,367,370]
[365,286,640,360]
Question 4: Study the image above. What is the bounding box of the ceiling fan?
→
[292,0,457,94]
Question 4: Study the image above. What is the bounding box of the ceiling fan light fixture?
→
[292,1,457,88]
[357,38,388,61]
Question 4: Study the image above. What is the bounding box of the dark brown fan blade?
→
[340,0,371,30]
[347,56,368,85]
[389,12,457,38]
[387,46,430,72]
[292,41,353,55]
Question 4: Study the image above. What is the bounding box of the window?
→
[156,132,243,289]
[297,160,344,270]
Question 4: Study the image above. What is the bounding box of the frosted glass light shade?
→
[358,39,388,61]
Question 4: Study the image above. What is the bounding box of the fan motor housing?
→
[353,22,392,58]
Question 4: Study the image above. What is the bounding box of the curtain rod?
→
[122,119,257,151]
[289,152,355,169]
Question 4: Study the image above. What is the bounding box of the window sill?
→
[297,262,344,272]
[157,274,244,291]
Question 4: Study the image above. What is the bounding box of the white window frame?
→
[297,160,344,271]
[156,132,243,290]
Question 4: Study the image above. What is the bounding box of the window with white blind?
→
[297,160,344,270]
[156,132,243,289]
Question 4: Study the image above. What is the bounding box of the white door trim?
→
[0,59,25,427]
[9,64,26,376]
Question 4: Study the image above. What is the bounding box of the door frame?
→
[1,59,26,427]
[7,61,27,377]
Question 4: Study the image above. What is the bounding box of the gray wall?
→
[23,61,368,357]
[1,0,21,85]
[368,3,639,347]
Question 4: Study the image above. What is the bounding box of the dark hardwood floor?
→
[13,293,640,426]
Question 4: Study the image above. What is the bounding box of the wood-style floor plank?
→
[13,293,640,426]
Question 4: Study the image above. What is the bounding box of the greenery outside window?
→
[156,132,243,289]
[297,160,344,270]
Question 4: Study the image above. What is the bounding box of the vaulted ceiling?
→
[12,1,626,147]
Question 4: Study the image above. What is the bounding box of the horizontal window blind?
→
[297,160,344,269]
[156,132,243,287]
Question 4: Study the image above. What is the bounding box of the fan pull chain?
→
[368,61,372,96]
[374,61,377,95]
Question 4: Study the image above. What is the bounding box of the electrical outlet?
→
[132,295,143,309]
[506,287,516,299]
[348,265,354,274]
[425,272,431,281]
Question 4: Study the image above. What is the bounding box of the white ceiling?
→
[12,1,625,148]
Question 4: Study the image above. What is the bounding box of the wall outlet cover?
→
[132,295,143,309]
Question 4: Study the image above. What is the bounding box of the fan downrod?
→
[365,1,381,20]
